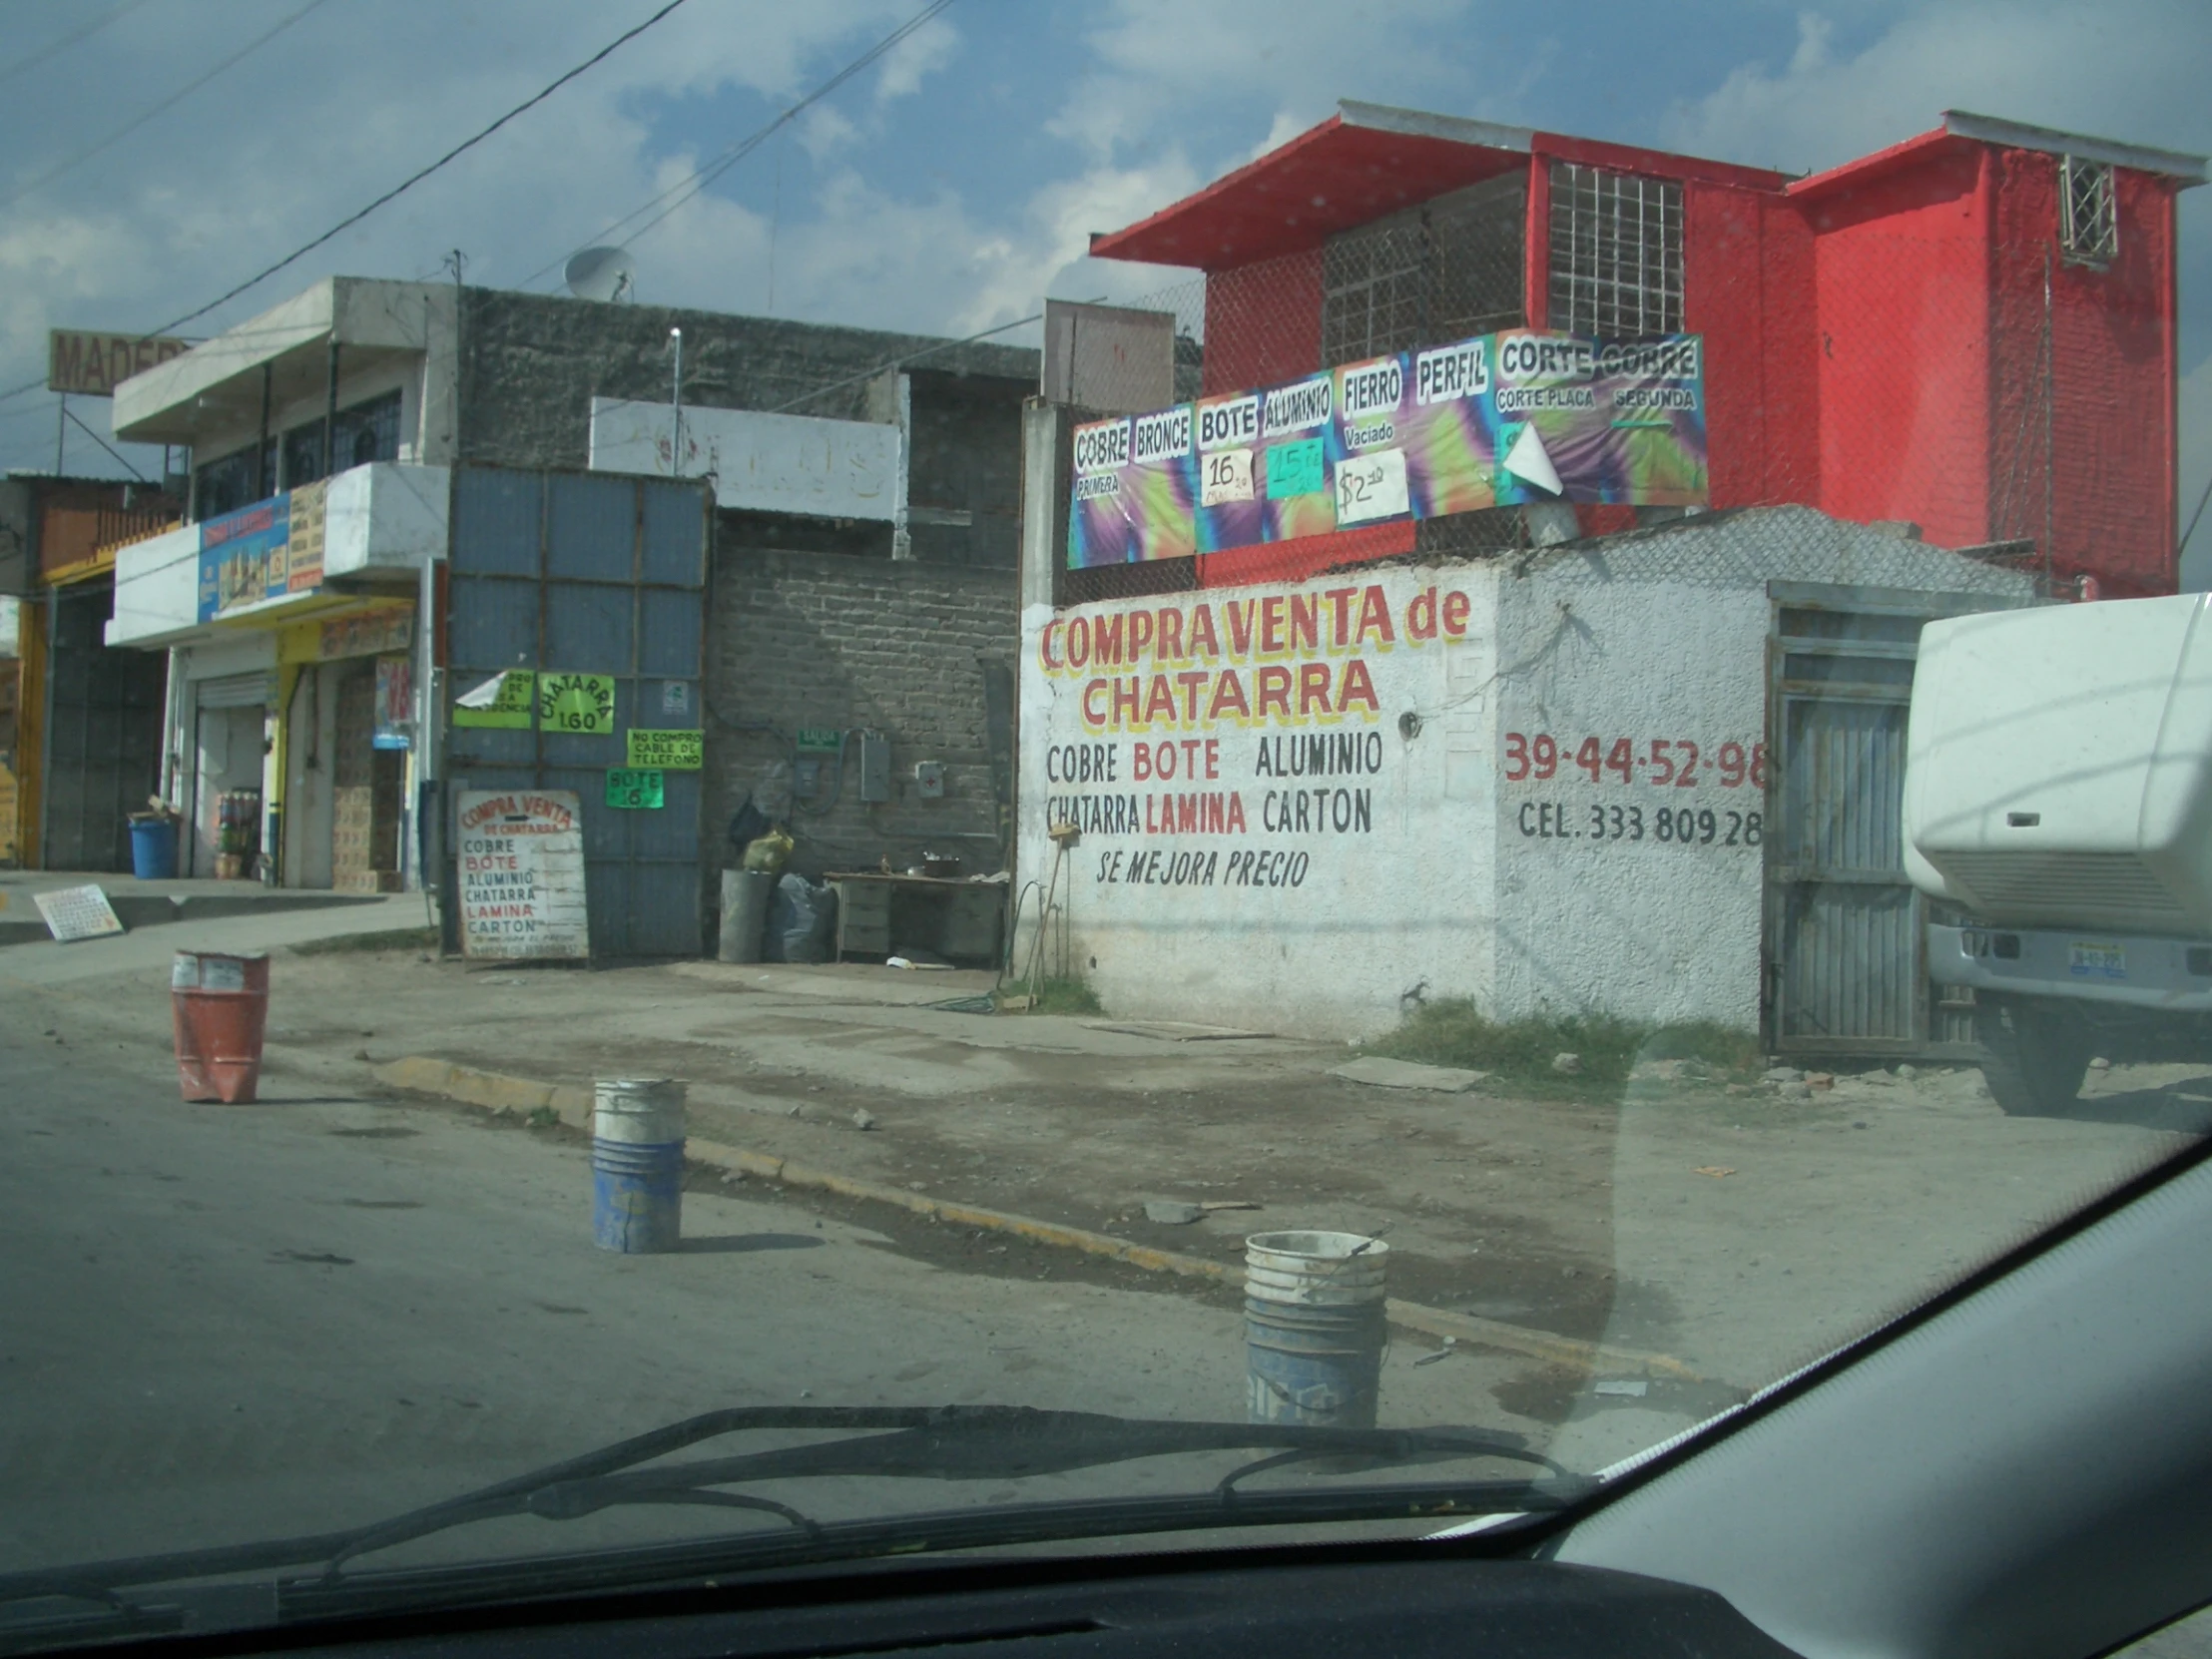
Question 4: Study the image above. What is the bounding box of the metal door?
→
[42,576,163,870]
[1766,583,2024,1058]
[442,466,710,957]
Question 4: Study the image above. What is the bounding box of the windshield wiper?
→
[0,1405,1590,1633]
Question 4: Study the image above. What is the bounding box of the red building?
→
[1089,104,2203,597]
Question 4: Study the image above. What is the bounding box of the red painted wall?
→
[1174,129,2181,597]
[1987,149,2178,596]
[1805,147,1993,549]
[1202,248,1322,396]
[1684,182,1819,509]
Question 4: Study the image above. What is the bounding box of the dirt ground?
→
[20,939,2210,1413]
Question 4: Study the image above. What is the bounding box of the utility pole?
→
[669,326,684,478]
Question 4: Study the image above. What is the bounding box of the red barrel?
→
[172,951,271,1104]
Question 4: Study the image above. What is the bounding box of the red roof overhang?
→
[1089,105,1531,272]
[1090,102,1797,272]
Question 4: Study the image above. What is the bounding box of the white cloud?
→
[1664,0,2212,179]
[873,15,957,103]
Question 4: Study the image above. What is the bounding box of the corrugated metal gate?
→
[42,575,163,870]
[443,466,710,957]
[1766,581,2026,1058]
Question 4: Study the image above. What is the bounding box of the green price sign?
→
[1265,437,1326,499]
[626,728,703,770]
[451,670,535,730]
[605,769,664,810]
[539,672,616,735]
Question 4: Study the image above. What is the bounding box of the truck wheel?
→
[1976,998,2093,1114]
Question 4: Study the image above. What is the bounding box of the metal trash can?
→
[718,868,776,964]
[171,951,271,1104]
[591,1078,687,1253]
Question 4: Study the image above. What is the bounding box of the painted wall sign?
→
[452,670,535,729]
[1068,331,1708,567]
[455,790,588,959]
[587,397,898,522]
[606,769,665,810]
[319,603,412,661]
[48,329,190,397]
[625,729,702,770]
[537,673,615,735]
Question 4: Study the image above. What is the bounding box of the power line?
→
[63,403,152,482]
[151,0,698,336]
[0,0,332,211]
[0,0,699,417]
[0,0,159,92]
[518,0,956,290]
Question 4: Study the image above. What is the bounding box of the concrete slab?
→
[0,873,382,947]
[1086,1020,1272,1042]
[1329,1055,1491,1092]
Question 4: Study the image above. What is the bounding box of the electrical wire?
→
[0,0,700,416]
[0,0,333,211]
[516,0,956,290]
[0,0,159,92]
[62,404,151,481]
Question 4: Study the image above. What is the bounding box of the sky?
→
[0,0,2206,581]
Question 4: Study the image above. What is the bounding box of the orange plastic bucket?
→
[172,951,271,1104]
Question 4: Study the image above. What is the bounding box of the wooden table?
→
[825,873,1005,966]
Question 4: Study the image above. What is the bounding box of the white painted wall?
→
[1015,564,1502,1037]
[106,521,198,647]
[107,463,448,648]
[1014,507,2037,1039]
[322,462,449,579]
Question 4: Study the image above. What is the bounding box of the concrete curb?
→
[371,1055,1706,1385]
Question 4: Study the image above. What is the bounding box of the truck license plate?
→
[2068,940,2127,980]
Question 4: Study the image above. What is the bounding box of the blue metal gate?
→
[442,466,710,957]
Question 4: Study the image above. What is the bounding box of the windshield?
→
[2,0,2209,1647]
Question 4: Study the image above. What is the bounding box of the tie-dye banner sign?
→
[1067,330,1706,567]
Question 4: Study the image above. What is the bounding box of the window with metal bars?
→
[1546,162,1682,337]
[1320,178,1524,367]
[2060,156,2117,266]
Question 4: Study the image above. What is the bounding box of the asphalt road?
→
[0,998,1544,1586]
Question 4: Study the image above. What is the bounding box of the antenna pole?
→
[669,326,683,478]
[55,393,65,474]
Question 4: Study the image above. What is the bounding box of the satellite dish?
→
[565,247,635,302]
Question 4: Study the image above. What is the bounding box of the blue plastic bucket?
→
[1244,1231,1389,1429]
[130,818,178,880]
[591,1079,686,1253]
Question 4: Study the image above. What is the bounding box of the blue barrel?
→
[1244,1231,1389,1429]
[130,817,178,879]
[591,1079,686,1253]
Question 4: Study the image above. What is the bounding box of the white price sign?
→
[1200,447,1254,507]
[1335,447,1408,524]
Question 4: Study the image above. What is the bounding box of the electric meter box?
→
[857,732,891,803]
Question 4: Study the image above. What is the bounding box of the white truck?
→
[1905,593,2212,1112]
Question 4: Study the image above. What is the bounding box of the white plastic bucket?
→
[1244,1230,1389,1308]
[593,1078,687,1146]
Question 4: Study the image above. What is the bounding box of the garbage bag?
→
[742,828,794,874]
[766,874,837,964]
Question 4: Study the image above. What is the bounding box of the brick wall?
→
[705,519,1018,886]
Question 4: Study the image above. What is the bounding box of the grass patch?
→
[1364,998,1761,1095]
[1000,975,1104,1016]
[288,927,439,957]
